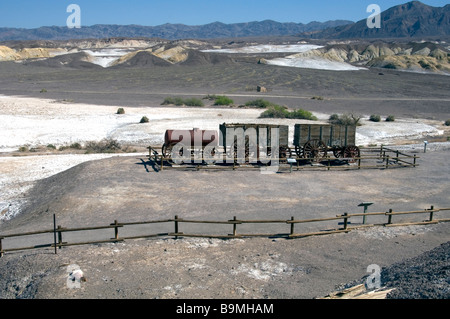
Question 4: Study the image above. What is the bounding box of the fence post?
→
[113,220,119,240]
[0,237,3,257]
[343,213,348,230]
[57,226,63,249]
[385,155,389,169]
[174,215,179,239]
[290,216,295,236]
[53,214,57,255]
[387,209,393,225]
[413,155,417,167]
[429,205,434,222]
[232,216,237,237]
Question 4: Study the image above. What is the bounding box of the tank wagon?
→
[162,128,218,163]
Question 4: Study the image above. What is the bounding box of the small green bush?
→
[183,98,204,107]
[329,113,362,126]
[213,96,234,106]
[288,109,318,120]
[369,114,381,122]
[162,97,203,106]
[259,105,317,120]
[46,144,56,150]
[329,114,340,122]
[385,115,395,122]
[18,146,29,152]
[259,105,289,118]
[85,138,121,153]
[40,88,47,93]
[140,116,149,123]
[245,99,274,108]
[116,108,125,114]
[311,96,324,100]
[70,142,82,150]
[161,97,184,106]
[445,119,450,126]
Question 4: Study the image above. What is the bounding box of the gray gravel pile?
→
[382,241,449,299]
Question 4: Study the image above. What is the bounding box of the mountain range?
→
[0,20,352,42]
[0,1,448,42]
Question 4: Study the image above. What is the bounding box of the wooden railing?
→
[1,206,448,257]
[147,146,419,171]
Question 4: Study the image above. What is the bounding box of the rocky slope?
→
[259,41,450,74]
[305,1,450,39]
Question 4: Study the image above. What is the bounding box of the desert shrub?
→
[329,113,362,126]
[444,119,450,126]
[183,98,204,107]
[213,96,234,106]
[40,88,47,93]
[140,116,149,123]
[58,142,83,151]
[203,94,217,101]
[116,108,125,114]
[329,114,340,122]
[161,97,184,106]
[259,105,289,118]
[259,105,317,120]
[311,96,324,100]
[85,138,121,153]
[244,99,274,108]
[288,109,318,120]
[18,146,29,152]
[369,114,381,122]
[46,144,56,150]
[162,97,203,106]
[386,115,395,122]
[70,142,82,150]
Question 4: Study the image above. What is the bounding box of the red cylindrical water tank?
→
[164,128,218,147]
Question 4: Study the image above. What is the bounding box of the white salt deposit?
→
[202,44,323,54]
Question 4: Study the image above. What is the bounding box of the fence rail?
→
[1,206,448,257]
[147,146,419,171]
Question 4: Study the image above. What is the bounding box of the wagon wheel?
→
[264,146,288,164]
[161,143,173,164]
[279,146,289,163]
[333,147,344,158]
[294,145,303,159]
[202,146,217,164]
[303,139,327,162]
[229,139,258,164]
[169,143,187,164]
[343,145,360,162]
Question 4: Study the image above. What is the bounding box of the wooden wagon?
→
[293,123,360,162]
[219,123,290,163]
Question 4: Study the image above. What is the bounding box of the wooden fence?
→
[146,146,419,171]
[1,206,448,257]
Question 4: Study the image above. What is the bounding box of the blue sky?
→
[0,0,448,28]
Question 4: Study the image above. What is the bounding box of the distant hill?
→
[303,1,450,39]
[0,20,353,41]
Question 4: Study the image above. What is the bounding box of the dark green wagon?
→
[293,123,360,162]
[219,123,291,163]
